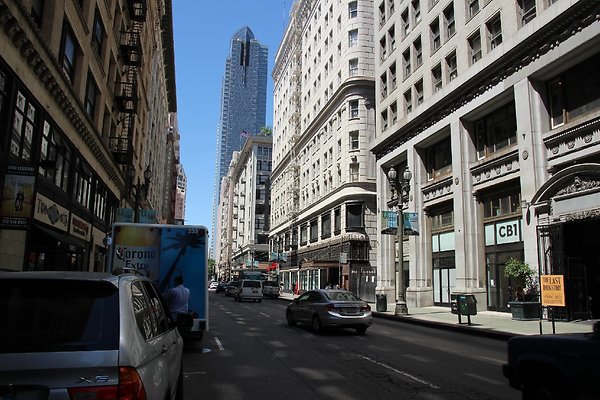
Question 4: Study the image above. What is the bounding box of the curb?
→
[372,311,514,341]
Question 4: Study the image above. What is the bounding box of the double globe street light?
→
[387,165,412,316]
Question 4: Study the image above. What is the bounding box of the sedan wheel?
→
[286,310,296,326]
[312,315,322,334]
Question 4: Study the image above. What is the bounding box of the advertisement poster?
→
[403,212,420,236]
[0,166,35,227]
[111,224,162,280]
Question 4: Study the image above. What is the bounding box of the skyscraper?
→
[212,27,268,253]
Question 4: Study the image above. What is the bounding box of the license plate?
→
[342,307,359,314]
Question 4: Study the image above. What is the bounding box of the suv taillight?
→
[68,367,146,400]
[360,305,371,312]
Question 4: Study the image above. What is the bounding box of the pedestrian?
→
[163,276,190,322]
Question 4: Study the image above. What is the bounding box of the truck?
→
[108,223,209,341]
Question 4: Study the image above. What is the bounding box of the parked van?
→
[262,281,280,298]
[234,280,263,302]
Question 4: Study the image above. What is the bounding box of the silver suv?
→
[0,271,184,400]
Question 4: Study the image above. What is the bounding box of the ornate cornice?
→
[422,175,453,204]
[0,1,123,190]
[373,0,600,159]
[555,176,600,196]
[471,149,520,187]
[545,116,600,161]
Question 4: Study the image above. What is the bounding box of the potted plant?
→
[504,258,541,320]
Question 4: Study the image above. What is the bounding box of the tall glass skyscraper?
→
[211,27,268,253]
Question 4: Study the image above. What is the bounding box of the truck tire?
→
[522,370,568,400]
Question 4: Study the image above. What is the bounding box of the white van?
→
[234,280,263,302]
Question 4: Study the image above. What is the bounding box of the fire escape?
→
[286,30,302,268]
[109,0,146,165]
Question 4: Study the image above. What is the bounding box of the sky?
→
[172,1,293,229]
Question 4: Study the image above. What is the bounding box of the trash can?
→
[459,294,477,316]
[376,294,387,312]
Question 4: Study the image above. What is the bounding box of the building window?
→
[381,109,388,131]
[348,29,358,47]
[404,89,412,114]
[388,25,396,51]
[487,14,502,50]
[346,203,364,230]
[518,0,536,26]
[92,9,105,57]
[390,62,397,91]
[300,225,308,245]
[349,131,359,150]
[547,52,600,129]
[60,22,78,82]
[379,1,386,26]
[413,37,422,68]
[402,49,411,78]
[350,163,359,182]
[467,0,479,19]
[380,36,387,61]
[443,3,455,40]
[334,207,341,234]
[388,0,395,15]
[401,8,410,37]
[349,58,359,76]
[85,73,99,119]
[73,158,92,209]
[390,101,398,124]
[93,182,107,221]
[349,100,359,119]
[310,219,318,242]
[412,0,421,25]
[432,209,454,231]
[10,90,37,162]
[349,1,358,18]
[426,135,452,181]
[380,73,388,98]
[446,51,457,81]
[321,212,331,238]
[39,120,71,192]
[468,31,482,65]
[430,18,441,53]
[415,80,424,106]
[483,190,521,219]
[475,102,517,159]
[432,63,442,92]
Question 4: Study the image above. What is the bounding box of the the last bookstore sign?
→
[541,275,566,307]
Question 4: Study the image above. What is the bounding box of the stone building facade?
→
[270,0,378,301]
[0,0,178,272]
[372,0,600,319]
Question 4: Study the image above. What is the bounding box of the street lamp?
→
[387,165,412,316]
[127,165,151,223]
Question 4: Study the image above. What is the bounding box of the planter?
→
[508,301,541,321]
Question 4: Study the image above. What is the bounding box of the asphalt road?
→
[182,292,520,400]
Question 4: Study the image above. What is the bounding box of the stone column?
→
[376,163,396,305]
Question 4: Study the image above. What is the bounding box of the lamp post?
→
[387,165,412,316]
[127,165,151,223]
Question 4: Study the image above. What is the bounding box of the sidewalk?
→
[278,292,597,340]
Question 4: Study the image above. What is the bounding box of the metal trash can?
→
[376,294,387,312]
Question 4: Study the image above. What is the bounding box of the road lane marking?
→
[259,312,271,318]
[215,337,224,351]
[358,355,440,389]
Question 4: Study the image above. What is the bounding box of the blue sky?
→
[172,1,292,229]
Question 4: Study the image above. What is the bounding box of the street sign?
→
[339,252,347,264]
[541,274,565,307]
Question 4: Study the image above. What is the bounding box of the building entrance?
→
[563,219,600,319]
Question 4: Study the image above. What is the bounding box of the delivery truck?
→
[108,223,208,341]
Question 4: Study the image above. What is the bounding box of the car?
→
[262,280,280,298]
[234,280,263,302]
[208,281,218,292]
[0,270,184,400]
[225,280,241,297]
[286,289,373,335]
[216,281,229,293]
[502,321,600,400]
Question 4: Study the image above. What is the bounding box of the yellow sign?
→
[540,275,565,307]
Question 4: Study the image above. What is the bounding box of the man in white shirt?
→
[163,276,190,321]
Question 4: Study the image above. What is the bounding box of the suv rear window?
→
[0,279,119,353]
[243,280,261,288]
